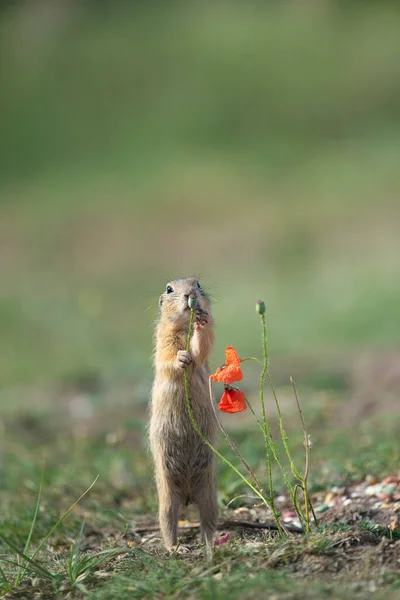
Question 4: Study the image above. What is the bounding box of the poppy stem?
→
[249,391,299,523]
[240,357,263,366]
[183,310,278,521]
[290,376,318,531]
[260,313,307,527]
[185,308,195,353]
[259,314,282,531]
[259,312,318,531]
[208,380,265,497]
[243,396,264,435]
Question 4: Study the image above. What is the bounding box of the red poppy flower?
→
[210,346,243,384]
[218,388,246,414]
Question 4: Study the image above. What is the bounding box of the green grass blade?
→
[70,547,130,587]
[68,519,85,584]
[0,533,56,581]
[83,548,129,570]
[1,557,38,571]
[16,463,45,585]
[0,562,9,585]
[30,475,99,563]
[76,582,89,594]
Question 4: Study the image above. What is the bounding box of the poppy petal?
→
[218,389,247,414]
[210,346,243,384]
[210,364,243,384]
[225,346,241,366]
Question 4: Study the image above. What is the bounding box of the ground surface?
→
[1,366,399,599]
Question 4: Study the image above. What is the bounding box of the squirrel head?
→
[159,277,211,326]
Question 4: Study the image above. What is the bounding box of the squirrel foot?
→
[195,308,208,329]
[177,350,192,369]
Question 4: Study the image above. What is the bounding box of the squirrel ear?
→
[159,295,163,307]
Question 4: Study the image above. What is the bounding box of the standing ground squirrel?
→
[149,277,218,549]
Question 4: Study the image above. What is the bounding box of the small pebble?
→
[365,474,378,485]
[365,485,380,497]
[243,542,264,551]
[282,511,297,521]
[382,475,399,485]
[234,506,250,515]
[292,519,302,530]
[390,519,399,531]
[378,494,392,502]
[324,492,334,505]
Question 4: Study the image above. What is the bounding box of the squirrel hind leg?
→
[194,475,218,546]
[159,488,181,550]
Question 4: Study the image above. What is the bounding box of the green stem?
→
[309,497,320,529]
[260,313,308,530]
[290,376,318,532]
[240,357,263,366]
[208,380,264,496]
[183,309,282,532]
[184,371,266,506]
[244,397,265,435]
[266,370,303,481]
[248,394,296,499]
[240,354,297,506]
[259,314,281,528]
[185,309,195,352]
[246,396,303,527]
[261,314,303,483]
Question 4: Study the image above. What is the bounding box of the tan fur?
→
[149,277,218,549]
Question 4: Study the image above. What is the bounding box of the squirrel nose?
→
[186,289,197,299]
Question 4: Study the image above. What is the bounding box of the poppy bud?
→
[256,300,266,315]
[188,296,197,309]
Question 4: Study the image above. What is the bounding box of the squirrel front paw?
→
[195,308,208,329]
[177,350,192,369]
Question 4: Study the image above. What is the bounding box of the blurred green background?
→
[1,0,400,392]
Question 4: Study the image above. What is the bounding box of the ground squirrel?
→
[149,277,218,549]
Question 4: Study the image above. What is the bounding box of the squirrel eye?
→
[197,281,201,289]
[166,285,174,294]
